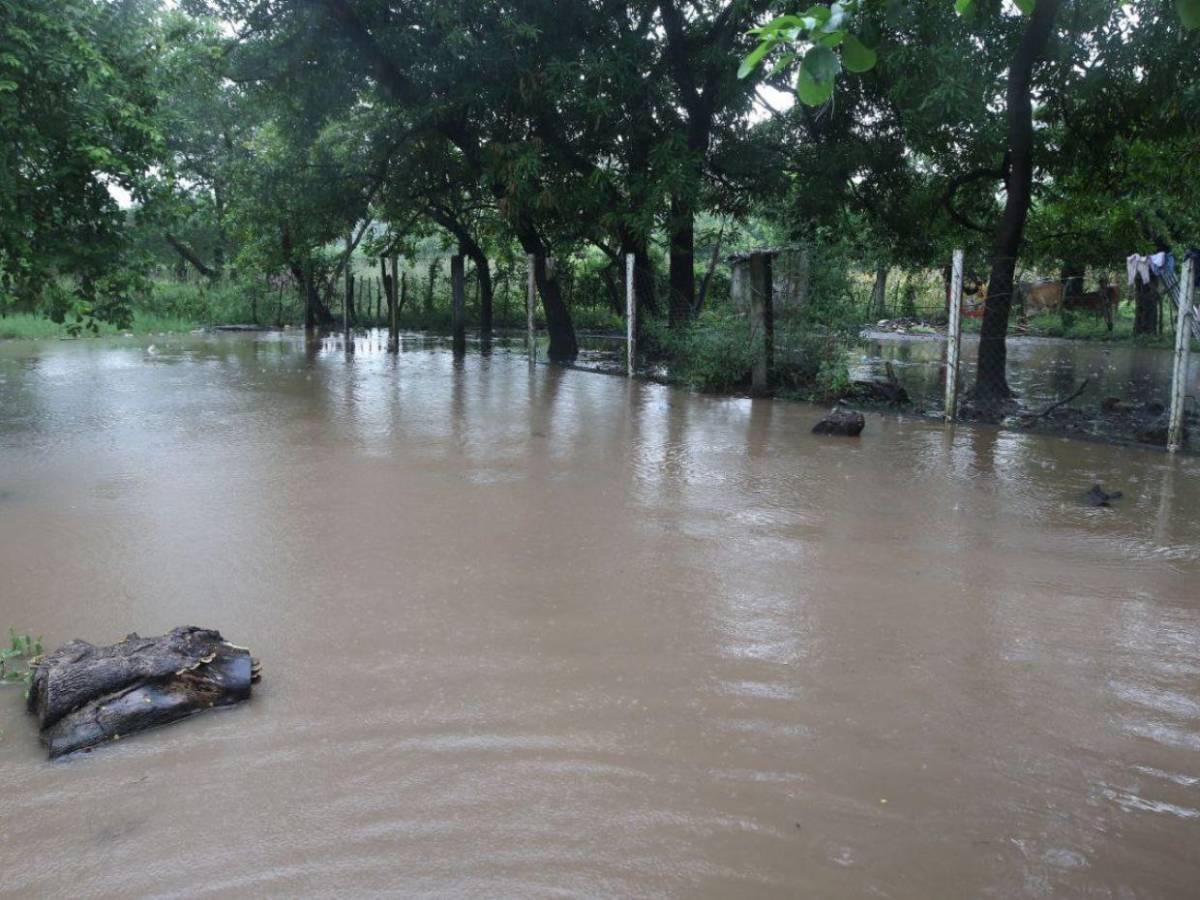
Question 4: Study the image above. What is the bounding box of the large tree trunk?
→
[974,0,1061,415]
[28,627,258,760]
[668,194,696,328]
[424,260,438,316]
[870,262,889,319]
[1060,263,1085,303]
[532,254,579,363]
[1133,276,1158,335]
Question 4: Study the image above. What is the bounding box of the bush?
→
[647,311,755,392]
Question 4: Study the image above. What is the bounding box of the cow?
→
[1019,280,1120,331]
[1020,280,1065,317]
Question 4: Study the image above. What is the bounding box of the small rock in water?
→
[812,409,866,437]
[1084,484,1122,507]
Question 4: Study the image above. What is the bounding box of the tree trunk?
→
[532,254,578,363]
[668,194,696,328]
[974,0,1061,414]
[28,627,258,760]
[1060,263,1085,303]
[870,262,889,319]
[424,260,438,315]
[1134,276,1158,335]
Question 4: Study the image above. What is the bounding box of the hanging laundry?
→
[1127,253,1150,286]
[1148,251,1175,280]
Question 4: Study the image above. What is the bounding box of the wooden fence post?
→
[451,253,466,355]
[527,253,537,364]
[1168,257,1195,452]
[344,272,354,353]
[945,248,965,422]
[748,251,773,397]
[626,253,636,378]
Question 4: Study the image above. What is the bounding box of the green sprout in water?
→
[1,629,43,699]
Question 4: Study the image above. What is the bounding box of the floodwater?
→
[1,330,1199,897]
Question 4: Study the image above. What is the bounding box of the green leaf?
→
[1179,0,1200,29]
[802,45,840,85]
[955,0,975,14]
[738,42,771,79]
[796,63,835,106]
[1013,0,1035,13]
[841,34,877,73]
[769,52,798,77]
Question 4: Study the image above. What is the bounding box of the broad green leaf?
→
[769,52,798,77]
[1013,0,1035,13]
[842,34,877,73]
[738,42,771,79]
[802,44,841,84]
[955,0,975,14]
[796,63,835,105]
[1179,0,1200,29]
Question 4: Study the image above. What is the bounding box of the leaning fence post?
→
[945,248,965,422]
[748,251,773,397]
[1168,257,1195,453]
[626,253,636,378]
[526,253,537,364]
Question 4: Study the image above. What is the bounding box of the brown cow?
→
[1021,281,1120,330]
[1020,281,1065,317]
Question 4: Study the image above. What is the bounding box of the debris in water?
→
[812,409,866,437]
[1084,484,1123,507]
[27,627,259,759]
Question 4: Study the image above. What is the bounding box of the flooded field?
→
[2,330,1199,897]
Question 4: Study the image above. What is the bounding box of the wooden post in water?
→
[626,253,636,378]
[945,249,965,422]
[451,253,466,355]
[1168,257,1195,453]
[526,253,537,364]
[388,262,400,353]
[748,251,773,397]
[344,272,354,353]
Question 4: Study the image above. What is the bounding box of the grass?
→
[1,629,43,699]
[0,312,200,340]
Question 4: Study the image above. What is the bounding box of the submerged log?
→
[28,627,258,760]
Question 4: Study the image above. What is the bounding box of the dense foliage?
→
[1,0,1196,397]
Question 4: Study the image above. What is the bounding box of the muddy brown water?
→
[1,330,1199,897]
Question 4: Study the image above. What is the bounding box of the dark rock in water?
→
[1084,484,1123,507]
[812,409,865,437]
[28,627,259,759]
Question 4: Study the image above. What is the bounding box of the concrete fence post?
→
[945,248,965,422]
[626,253,636,378]
[748,251,773,397]
[526,253,537,364]
[1168,257,1195,453]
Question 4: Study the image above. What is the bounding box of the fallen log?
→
[27,627,259,760]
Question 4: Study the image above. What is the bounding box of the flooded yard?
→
[1,331,1198,896]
